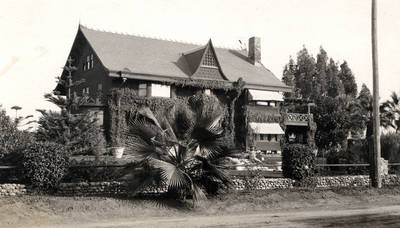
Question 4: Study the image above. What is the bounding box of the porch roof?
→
[248,89,283,101]
[249,122,284,134]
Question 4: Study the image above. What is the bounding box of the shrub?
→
[282,143,315,181]
[63,158,129,182]
[381,133,400,174]
[0,106,33,159]
[35,110,106,156]
[22,142,69,191]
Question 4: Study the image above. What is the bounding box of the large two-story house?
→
[55,25,311,153]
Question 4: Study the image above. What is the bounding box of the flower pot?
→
[112,147,125,158]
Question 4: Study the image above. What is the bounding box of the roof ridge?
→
[80,24,205,46]
[79,24,241,51]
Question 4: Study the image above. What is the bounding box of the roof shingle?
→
[80,26,291,92]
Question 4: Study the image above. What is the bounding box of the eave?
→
[109,70,230,85]
[244,83,293,93]
[109,70,293,92]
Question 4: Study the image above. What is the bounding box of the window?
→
[267,135,272,141]
[202,49,217,67]
[138,83,147,97]
[90,54,94,68]
[260,134,264,141]
[82,87,89,95]
[86,56,90,70]
[151,83,171,98]
[83,54,94,71]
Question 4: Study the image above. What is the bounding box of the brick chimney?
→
[248,37,261,66]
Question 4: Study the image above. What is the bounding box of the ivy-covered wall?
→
[105,79,245,147]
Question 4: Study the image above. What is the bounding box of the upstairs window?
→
[202,49,217,67]
[83,54,94,71]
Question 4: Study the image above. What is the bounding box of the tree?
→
[35,57,106,156]
[282,57,296,99]
[338,61,358,98]
[11,105,22,119]
[124,98,233,204]
[282,47,359,153]
[0,105,32,161]
[295,47,316,100]
[313,47,328,98]
[381,92,400,133]
[313,96,349,151]
[326,59,344,98]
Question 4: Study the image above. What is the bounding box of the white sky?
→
[0,0,399,124]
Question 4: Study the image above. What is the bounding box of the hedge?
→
[282,143,315,181]
[22,142,69,191]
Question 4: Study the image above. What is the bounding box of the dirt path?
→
[34,205,400,228]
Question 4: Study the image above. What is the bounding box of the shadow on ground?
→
[293,213,400,227]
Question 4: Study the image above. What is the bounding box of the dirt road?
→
[4,188,400,228]
[36,205,400,228]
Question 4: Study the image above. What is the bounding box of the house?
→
[55,25,312,154]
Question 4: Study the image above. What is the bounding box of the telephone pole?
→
[371,0,382,188]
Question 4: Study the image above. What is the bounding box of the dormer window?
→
[201,49,217,67]
[83,54,94,71]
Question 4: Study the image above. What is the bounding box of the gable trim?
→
[55,25,110,94]
[191,39,228,81]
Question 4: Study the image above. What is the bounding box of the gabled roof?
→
[76,25,291,92]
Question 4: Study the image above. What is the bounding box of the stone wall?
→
[0,184,29,196]
[2,175,400,197]
[233,178,294,190]
[57,181,128,196]
[57,175,400,196]
[57,181,167,196]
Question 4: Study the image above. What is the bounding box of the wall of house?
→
[69,30,112,103]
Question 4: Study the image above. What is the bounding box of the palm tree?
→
[380,92,400,133]
[124,100,233,204]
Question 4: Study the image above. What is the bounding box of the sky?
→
[0,0,399,126]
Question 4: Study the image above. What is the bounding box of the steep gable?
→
[183,40,227,81]
[77,25,291,92]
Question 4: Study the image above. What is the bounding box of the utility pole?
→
[371,0,382,188]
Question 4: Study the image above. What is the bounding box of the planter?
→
[112,147,125,158]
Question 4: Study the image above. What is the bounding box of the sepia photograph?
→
[0,0,399,227]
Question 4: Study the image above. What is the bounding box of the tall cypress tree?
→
[282,57,296,99]
[295,47,316,100]
[313,47,328,98]
[339,61,358,98]
[326,59,344,98]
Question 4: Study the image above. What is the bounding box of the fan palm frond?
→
[149,158,190,190]
[168,103,195,140]
[125,99,233,204]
